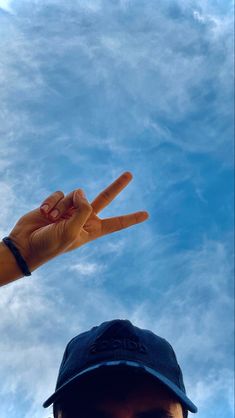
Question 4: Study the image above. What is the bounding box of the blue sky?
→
[0,0,234,417]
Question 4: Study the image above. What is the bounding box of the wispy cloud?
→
[69,261,103,275]
[147,237,233,412]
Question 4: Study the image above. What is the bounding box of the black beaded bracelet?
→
[2,237,31,276]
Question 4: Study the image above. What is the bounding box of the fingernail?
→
[50,209,60,218]
[41,204,49,213]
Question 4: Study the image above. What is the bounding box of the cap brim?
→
[43,360,197,413]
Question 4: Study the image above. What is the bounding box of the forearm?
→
[0,241,24,286]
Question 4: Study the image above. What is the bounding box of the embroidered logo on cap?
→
[89,338,148,354]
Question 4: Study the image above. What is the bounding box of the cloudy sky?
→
[0,0,234,417]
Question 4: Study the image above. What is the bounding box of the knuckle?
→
[54,201,67,214]
[115,179,123,187]
[101,191,110,201]
[82,202,93,214]
[42,190,64,204]
[54,190,64,197]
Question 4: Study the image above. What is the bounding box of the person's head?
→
[43,319,197,417]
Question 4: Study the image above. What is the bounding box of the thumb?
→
[63,189,92,239]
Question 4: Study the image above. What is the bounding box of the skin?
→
[58,378,184,418]
[0,171,149,285]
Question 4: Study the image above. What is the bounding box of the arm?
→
[0,172,149,287]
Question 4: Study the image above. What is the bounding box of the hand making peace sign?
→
[7,172,149,273]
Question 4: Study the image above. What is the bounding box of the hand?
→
[7,172,149,272]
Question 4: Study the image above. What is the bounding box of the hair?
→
[53,367,188,418]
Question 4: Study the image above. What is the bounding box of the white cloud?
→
[0,0,13,12]
[192,369,234,411]
[193,10,206,23]
[69,260,105,276]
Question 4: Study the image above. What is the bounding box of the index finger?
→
[91,171,133,214]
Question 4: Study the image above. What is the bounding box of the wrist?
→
[2,237,31,277]
[0,241,24,286]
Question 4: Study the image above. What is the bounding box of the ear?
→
[53,402,64,418]
[53,405,64,418]
[56,411,64,418]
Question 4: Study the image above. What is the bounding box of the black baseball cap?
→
[43,319,197,413]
